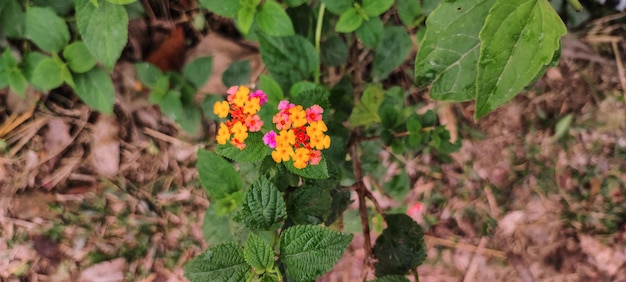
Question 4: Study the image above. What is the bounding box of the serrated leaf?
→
[63,41,97,73]
[73,67,115,114]
[244,233,275,272]
[184,242,250,282]
[183,56,213,89]
[335,8,362,33]
[290,86,330,110]
[257,0,295,36]
[373,214,426,276]
[259,34,319,89]
[217,132,269,162]
[349,85,384,127]
[197,149,243,200]
[321,35,349,66]
[370,275,411,282]
[285,156,329,179]
[356,17,384,48]
[362,0,394,17]
[287,184,332,225]
[0,0,25,38]
[25,7,70,53]
[396,0,422,27]
[29,56,64,90]
[279,225,353,282]
[415,0,494,101]
[76,0,128,70]
[373,26,412,80]
[135,62,163,87]
[321,0,353,14]
[199,0,241,17]
[239,177,287,230]
[475,0,566,119]
[222,60,251,87]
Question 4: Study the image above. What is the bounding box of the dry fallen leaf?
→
[78,258,127,282]
[92,115,120,177]
[579,234,626,276]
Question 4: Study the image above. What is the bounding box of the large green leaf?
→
[203,204,247,246]
[199,0,241,17]
[239,177,287,230]
[415,0,495,101]
[372,26,412,80]
[279,225,353,282]
[197,149,243,200]
[321,0,353,15]
[257,0,295,36]
[29,56,65,91]
[349,84,384,127]
[184,243,250,282]
[285,157,329,179]
[222,60,251,87]
[76,0,128,70]
[243,233,275,272]
[183,56,213,89]
[258,34,319,89]
[216,132,269,163]
[63,41,97,73]
[73,67,115,114]
[356,17,384,48]
[237,6,256,35]
[396,0,422,27]
[287,184,332,225]
[335,8,363,33]
[25,7,70,53]
[373,214,426,276]
[474,0,566,119]
[0,0,25,38]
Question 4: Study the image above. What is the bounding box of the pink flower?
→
[245,114,263,132]
[226,86,239,103]
[250,90,268,106]
[278,100,295,111]
[263,130,277,148]
[272,113,292,130]
[309,150,322,165]
[305,104,323,122]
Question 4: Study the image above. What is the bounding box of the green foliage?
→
[0,0,25,37]
[258,34,319,89]
[184,242,250,282]
[373,26,412,80]
[63,42,97,73]
[25,7,70,53]
[217,132,269,163]
[373,214,426,276]
[349,84,385,127]
[73,67,115,114]
[279,225,353,281]
[244,233,275,273]
[239,178,287,230]
[285,157,329,179]
[370,275,411,282]
[257,0,296,36]
[287,184,332,225]
[222,60,251,87]
[183,56,213,89]
[197,150,243,200]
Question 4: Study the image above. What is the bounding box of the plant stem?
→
[314,2,326,84]
[566,0,583,12]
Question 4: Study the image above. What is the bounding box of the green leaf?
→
[184,243,250,282]
[106,0,136,4]
[216,132,268,162]
[349,85,384,127]
[259,74,284,104]
[148,75,170,104]
[285,156,329,180]
[279,225,353,282]
[183,56,213,89]
[370,275,411,282]
[415,0,495,101]
[379,104,401,130]
[373,214,426,276]
[0,0,25,38]
[362,0,394,17]
[356,17,384,48]
[244,233,275,272]
[237,6,256,35]
[475,0,566,119]
[373,26,412,80]
[239,177,287,230]
[285,0,308,7]
[321,0,352,15]
[287,184,332,225]
[335,8,362,33]
[63,42,97,73]
[257,0,295,37]
[321,35,348,67]
[259,34,319,89]
[203,204,248,246]
[396,0,422,27]
[406,115,423,146]
[25,7,70,53]
[135,62,163,87]
[290,86,330,110]
[73,67,115,114]
[7,68,27,97]
[197,149,243,200]
[222,60,251,87]
[76,0,129,70]
[29,56,65,90]
[199,0,241,17]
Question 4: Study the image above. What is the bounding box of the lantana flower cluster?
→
[263,100,330,169]
[213,85,267,149]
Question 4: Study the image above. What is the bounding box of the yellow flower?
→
[292,148,311,169]
[289,106,307,128]
[213,101,230,118]
[231,121,248,142]
[243,97,261,115]
[232,88,249,108]
[306,120,327,137]
[272,145,294,163]
[310,133,330,150]
[276,129,296,147]
[216,123,230,145]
